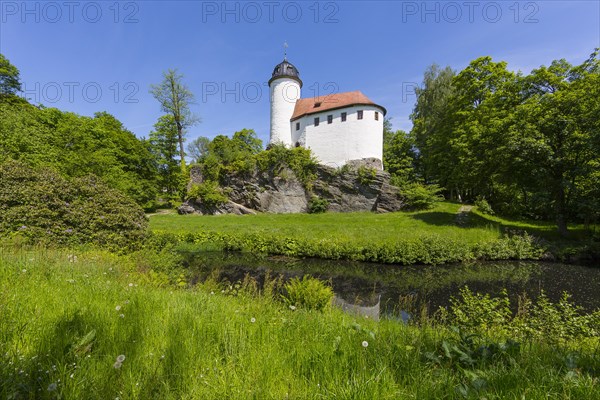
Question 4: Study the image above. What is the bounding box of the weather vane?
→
[283,41,288,60]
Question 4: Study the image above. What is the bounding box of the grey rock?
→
[181,161,404,215]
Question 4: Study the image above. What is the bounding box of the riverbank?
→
[1,246,599,399]
[149,202,598,265]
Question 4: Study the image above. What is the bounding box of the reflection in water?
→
[183,251,600,319]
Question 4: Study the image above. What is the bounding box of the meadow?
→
[1,245,599,399]
[148,202,595,265]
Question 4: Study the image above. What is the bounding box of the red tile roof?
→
[290,90,386,121]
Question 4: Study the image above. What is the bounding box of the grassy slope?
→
[150,202,502,245]
[1,247,598,399]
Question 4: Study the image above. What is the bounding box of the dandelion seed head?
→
[362,341,369,348]
[115,305,121,311]
[250,317,256,323]
[119,314,125,318]
[289,305,296,310]
[113,361,122,369]
[116,354,125,363]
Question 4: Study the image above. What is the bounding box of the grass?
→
[148,202,598,264]
[1,246,599,399]
[151,202,502,244]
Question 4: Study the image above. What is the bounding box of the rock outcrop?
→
[179,161,405,215]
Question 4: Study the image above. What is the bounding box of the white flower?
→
[119,314,125,318]
[116,354,125,363]
[128,283,133,287]
[289,305,296,310]
[47,382,57,391]
[21,269,26,273]
[250,318,256,323]
[115,305,121,311]
[113,361,122,369]
[362,341,369,348]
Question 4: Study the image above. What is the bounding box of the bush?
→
[0,160,148,250]
[282,276,334,311]
[475,197,495,215]
[399,182,443,210]
[357,166,377,185]
[308,196,329,214]
[187,181,228,207]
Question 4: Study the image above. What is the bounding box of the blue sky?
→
[1,1,599,145]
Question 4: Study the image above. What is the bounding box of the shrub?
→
[0,160,148,250]
[399,182,443,210]
[357,165,377,185]
[308,196,329,214]
[283,276,334,311]
[187,181,228,207]
[475,197,495,215]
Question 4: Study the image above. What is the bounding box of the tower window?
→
[327,115,333,124]
[296,122,300,131]
[375,111,379,121]
[314,117,320,126]
[357,110,363,120]
[341,112,347,122]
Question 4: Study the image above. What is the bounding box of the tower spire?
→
[283,41,288,60]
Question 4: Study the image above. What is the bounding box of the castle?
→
[268,59,386,169]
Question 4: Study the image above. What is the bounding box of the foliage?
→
[308,196,330,214]
[283,276,334,311]
[356,165,377,185]
[0,160,148,250]
[448,287,600,341]
[410,51,600,235]
[147,115,182,198]
[187,181,228,207]
[0,53,21,96]
[397,182,443,210]
[475,197,495,215]
[186,136,210,163]
[150,69,199,171]
[255,143,318,188]
[0,101,158,207]
[383,122,417,184]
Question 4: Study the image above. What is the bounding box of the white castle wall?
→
[291,105,384,168]
[269,78,301,146]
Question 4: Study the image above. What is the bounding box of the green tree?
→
[150,69,199,171]
[382,119,417,185]
[148,115,181,197]
[187,136,210,164]
[0,54,21,96]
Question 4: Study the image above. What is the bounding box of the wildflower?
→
[115,305,121,311]
[19,225,27,230]
[362,341,369,348]
[113,361,122,369]
[289,305,296,311]
[119,314,125,318]
[116,354,125,363]
[128,283,133,287]
[47,382,57,391]
[70,373,74,379]
[250,317,256,323]
[21,269,26,273]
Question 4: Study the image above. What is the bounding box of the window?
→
[341,112,347,122]
[314,117,319,126]
[357,110,363,120]
[314,102,322,108]
[296,122,300,131]
[375,111,379,121]
[327,115,333,124]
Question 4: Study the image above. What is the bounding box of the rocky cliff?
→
[179,161,405,215]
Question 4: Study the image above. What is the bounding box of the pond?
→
[182,251,600,321]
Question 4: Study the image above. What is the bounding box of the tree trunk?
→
[176,122,186,171]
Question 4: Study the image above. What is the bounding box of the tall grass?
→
[1,246,598,399]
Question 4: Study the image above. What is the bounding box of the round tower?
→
[269,59,302,147]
